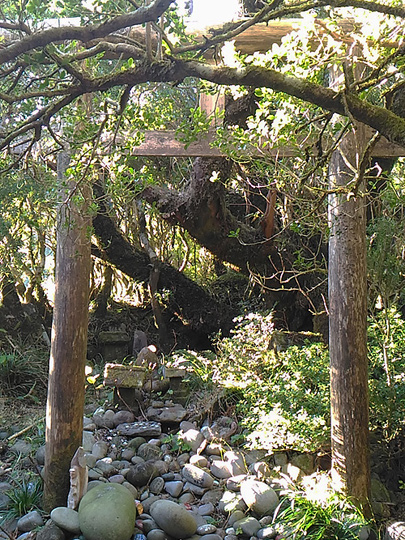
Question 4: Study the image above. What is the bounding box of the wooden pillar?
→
[43,151,92,511]
[328,118,371,509]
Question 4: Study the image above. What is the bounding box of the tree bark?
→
[43,151,92,511]
[328,121,371,510]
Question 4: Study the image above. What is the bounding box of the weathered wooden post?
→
[328,56,371,511]
[43,150,92,510]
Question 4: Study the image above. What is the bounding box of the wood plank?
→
[127,130,405,158]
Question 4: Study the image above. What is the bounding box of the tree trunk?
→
[328,122,371,510]
[92,187,233,344]
[43,151,92,511]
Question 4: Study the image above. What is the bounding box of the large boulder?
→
[150,500,197,539]
[78,483,136,540]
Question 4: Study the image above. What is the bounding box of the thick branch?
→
[0,0,174,64]
[92,191,231,337]
[142,157,275,273]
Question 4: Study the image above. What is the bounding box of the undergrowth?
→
[170,309,405,453]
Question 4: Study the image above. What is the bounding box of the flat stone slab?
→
[99,331,129,344]
[162,367,186,379]
[116,421,162,437]
[104,363,145,388]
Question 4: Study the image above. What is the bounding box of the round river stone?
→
[78,483,136,540]
[150,499,197,539]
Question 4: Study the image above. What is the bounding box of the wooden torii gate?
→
[122,20,403,509]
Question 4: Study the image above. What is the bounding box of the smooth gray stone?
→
[91,441,108,460]
[141,496,161,514]
[210,461,232,479]
[150,500,197,539]
[240,479,279,517]
[17,511,44,532]
[183,481,206,496]
[108,474,125,483]
[121,448,135,461]
[9,440,32,456]
[218,491,247,514]
[153,460,169,475]
[181,429,205,452]
[182,464,214,489]
[257,526,278,539]
[35,445,46,466]
[164,481,184,498]
[223,451,247,476]
[228,510,245,527]
[147,530,170,540]
[113,410,135,427]
[82,432,95,452]
[127,462,158,487]
[127,437,147,450]
[196,502,214,516]
[142,518,159,534]
[50,507,80,534]
[0,493,10,510]
[189,455,208,468]
[233,516,261,536]
[201,488,223,505]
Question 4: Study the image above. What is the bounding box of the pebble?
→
[210,461,232,479]
[164,481,184,498]
[228,510,245,526]
[82,431,96,452]
[196,523,217,534]
[92,441,108,459]
[108,474,125,483]
[9,440,32,456]
[182,429,205,452]
[257,526,278,539]
[196,502,214,515]
[36,521,65,540]
[189,455,208,468]
[35,446,46,466]
[150,477,165,494]
[127,462,158,487]
[121,448,135,460]
[113,410,135,426]
[138,443,162,461]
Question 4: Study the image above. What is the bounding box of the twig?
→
[7,417,45,442]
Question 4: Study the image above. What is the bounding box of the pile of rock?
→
[19,406,300,540]
[3,402,386,540]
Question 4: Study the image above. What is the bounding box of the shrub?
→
[368,306,405,440]
[274,473,371,539]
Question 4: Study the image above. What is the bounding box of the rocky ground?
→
[0,395,401,540]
